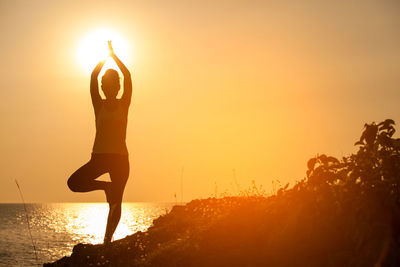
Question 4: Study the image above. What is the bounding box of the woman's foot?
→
[103,235,112,245]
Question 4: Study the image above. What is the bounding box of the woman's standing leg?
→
[104,156,129,244]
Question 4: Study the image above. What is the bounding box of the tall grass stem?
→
[15,179,39,265]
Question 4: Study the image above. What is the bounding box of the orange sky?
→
[1,0,400,202]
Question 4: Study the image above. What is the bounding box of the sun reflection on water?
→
[3,203,172,266]
[62,203,169,244]
[65,204,107,244]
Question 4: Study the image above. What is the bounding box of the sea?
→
[0,203,174,266]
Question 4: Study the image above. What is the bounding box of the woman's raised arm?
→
[90,60,105,110]
[108,41,132,107]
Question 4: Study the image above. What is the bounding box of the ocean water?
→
[0,203,174,266]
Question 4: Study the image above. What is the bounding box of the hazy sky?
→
[1,0,399,202]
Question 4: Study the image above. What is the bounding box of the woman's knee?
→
[67,174,80,192]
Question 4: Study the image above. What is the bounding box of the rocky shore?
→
[44,193,399,267]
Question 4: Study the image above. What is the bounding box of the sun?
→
[77,28,130,73]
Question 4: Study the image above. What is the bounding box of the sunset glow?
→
[77,28,130,73]
[1,1,400,203]
[2,1,400,266]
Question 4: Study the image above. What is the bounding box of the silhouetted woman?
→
[67,41,132,244]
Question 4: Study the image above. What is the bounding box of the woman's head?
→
[101,69,120,99]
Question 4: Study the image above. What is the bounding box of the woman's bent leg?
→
[67,156,110,193]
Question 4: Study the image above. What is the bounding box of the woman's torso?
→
[92,100,129,155]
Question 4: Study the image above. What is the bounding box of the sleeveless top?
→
[92,100,129,155]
